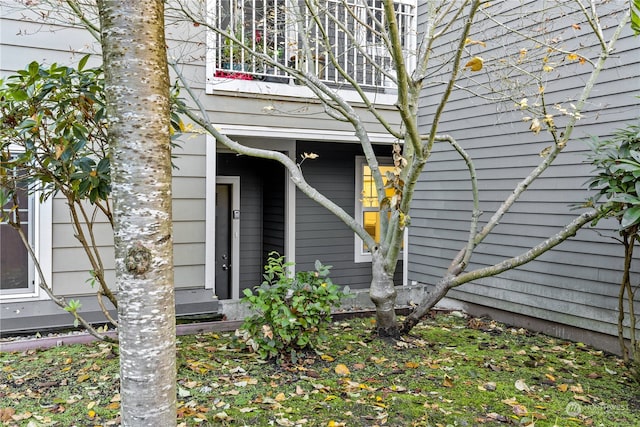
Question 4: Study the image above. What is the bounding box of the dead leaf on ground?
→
[0,408,15,422]
[442,375,454,388]
[335,364,350,376]
[515,379,530,392]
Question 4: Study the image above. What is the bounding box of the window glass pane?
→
[360,163,396,253]
[363,211,380,241]
[1,163,32,292]
[362,165,395,209]
[0,223,29,290]
[362,165,377,208]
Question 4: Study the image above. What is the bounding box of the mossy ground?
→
[1,313,638,426]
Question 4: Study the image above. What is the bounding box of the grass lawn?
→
[1,312,638,426]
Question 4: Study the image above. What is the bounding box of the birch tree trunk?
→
[97,1,176,425]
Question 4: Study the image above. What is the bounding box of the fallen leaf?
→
[485,412,509,422]
[371,356,388,364]
[0,408,16,422]
[405,361,420,369]
[321,354,335,362]
[442,375,454,388]
[557,384,568,392]
[262,324,274,339]
[335,364,350,376]
[512,404,528,416]
[570,384,583,393]
[481,382,497,391]
[213,411,231,421]
[275,392,286,401]
[515,379,530,392]
[10,411,32,421]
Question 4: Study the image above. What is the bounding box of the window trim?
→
[354,156,405,263]
[205,0,417,105]
[1,154,52,301]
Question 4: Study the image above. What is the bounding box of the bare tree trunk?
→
[619,232,638,363]
[98,1,176,425]
[370,250,399,338]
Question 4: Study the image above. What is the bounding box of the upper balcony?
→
[206,0,416,104]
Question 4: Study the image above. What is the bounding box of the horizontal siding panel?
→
[53,223,113,248]
[173,199,205,221]
[447,288,622,337]
[52,270,116,296]
[53,247,115,273]
[52,198,111,224]
[173,177,206,199]
[173,221,205,245]
[175,136,207,156]
[172,154,206,176]
[175,265,205,288]
[174,243,205,266]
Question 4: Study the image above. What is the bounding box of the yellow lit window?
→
[361,164,395,251]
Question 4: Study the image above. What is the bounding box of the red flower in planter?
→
[214,70,254,80]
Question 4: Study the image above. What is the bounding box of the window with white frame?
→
[0,163,34,296]
[207,0,416,95]
[354,156,399,262]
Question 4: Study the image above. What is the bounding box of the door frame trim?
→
[214,176,240,299]
[205,134,296,300]
[205,138,242,299]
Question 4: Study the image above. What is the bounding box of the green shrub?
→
[237,252,351,361]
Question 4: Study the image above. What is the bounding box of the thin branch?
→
[65,0,101,40]
[575,0,606,52]
[452,208,604,286]
[436,134,481,272]
[472,6,631,246]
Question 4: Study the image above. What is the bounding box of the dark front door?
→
[215,184,232,299]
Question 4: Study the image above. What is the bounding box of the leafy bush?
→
[585,122,640,364]
[586,123,640,229]
[237,253,351,361]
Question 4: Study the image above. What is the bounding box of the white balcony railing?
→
[211,0,416,91]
